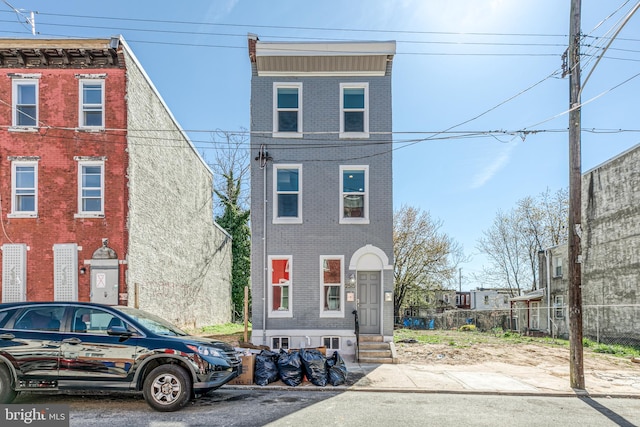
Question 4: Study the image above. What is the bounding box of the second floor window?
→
[273,83,302,137]
[273,165,302,224]
[11,161,37,217]
[13,80,38,127]
[78,162,104,216]
[79,79,104,128]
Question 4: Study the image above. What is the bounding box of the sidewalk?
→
[226,357,640,398]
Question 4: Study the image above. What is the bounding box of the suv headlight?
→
[186,344,223,358]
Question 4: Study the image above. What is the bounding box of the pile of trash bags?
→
[254,348,348,387]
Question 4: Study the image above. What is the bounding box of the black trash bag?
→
[277,349,303,387]
[326,351,348,386]
[254,350,279,386]
[300,348,327,387]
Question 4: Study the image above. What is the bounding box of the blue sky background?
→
[3,1,639,290]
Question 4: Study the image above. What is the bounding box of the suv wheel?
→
[142,365,192,412]
[0,364,17,404]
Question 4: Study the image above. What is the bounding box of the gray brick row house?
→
[247,35,396,358]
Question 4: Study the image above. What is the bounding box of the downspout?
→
[546,249,552,336]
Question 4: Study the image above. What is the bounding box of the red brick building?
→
[0,38,231,326]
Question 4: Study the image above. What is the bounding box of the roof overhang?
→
[0,37,121,68]
[252,39,396,77]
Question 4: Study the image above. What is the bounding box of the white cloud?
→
[470,143,515,189]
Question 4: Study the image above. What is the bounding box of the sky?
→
[2,0,639,290]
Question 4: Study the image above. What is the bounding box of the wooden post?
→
[134,283,139,309]
[568,0,585,390]
[244,285,249,343]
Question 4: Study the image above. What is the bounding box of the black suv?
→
[0,302,241,411]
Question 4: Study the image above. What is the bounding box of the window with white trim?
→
[12,79,38,127]
[1,243,27,302]
[320,256,344,317]
[77,160,104,217]
[340,83,368,138]
[553,257,563,278]
[79,79,105,128]
[339,165,368,223]
[322,336,341,350]
[272,337,290,350]
[269,256,292,318]
[10,160,37,217]
[554,295,565,319]
[273,164,302,224]
[273,83,302,137]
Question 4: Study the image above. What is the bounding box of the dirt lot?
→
[206,330,640,372]
[395,330,640,371]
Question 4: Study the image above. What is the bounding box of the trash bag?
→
[254,350,279,386]
[326,351,348,386]
[300,349,327,387]
[277,349,303,387]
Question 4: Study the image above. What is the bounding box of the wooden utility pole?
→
[568,0,585,390]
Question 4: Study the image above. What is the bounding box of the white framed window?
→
[269,256,293,318]
[553,257,563,278]
[340,83,369,138]
[9,160,37,218]
[272,337,290,350]
[340,165,368,224]
[483,295,489,305]
[322,336,341,351]
[554,295,565,319]
[273,83,302,138]
[1,243,27,302]
[273,164,302,224]
[76,160,104,217]
[79,78,105,128]
[530,301,540,329]
[12,78,39,128]
[320,256,344,318]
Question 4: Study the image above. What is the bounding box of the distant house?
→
[469,288,513,311]
[582,143,640,345]
[0,37,231,327]
[247,35,396,359]
[510,246,569,337]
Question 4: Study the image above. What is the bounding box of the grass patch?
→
[196,322,251,336]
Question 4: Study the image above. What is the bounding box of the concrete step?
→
[356,336,397,364]
[358,356,395,364]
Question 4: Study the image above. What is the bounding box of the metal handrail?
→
[352,309,359,362]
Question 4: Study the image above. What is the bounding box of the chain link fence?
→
[395,303,640,348]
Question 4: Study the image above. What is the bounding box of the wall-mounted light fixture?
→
[346,273,356,288]
[79,267,86,275]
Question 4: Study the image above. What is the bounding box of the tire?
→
[0,364,17,404]
[142,364,192,412]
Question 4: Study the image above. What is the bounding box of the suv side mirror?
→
[107,326,133,336]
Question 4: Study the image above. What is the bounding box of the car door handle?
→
[62,337,82,345]
[0,333,15,340]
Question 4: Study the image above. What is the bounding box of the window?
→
[273,83,302,137]
[12,79,38,127]
[1,243,27,302]
[320,256,344,317]
[14,306,65,332]
[340,83,368,138]
[272,337,290,350]
[70,307,130,335]
[323,336,340,350]
[554,295,565,319]
[483,295,489,305]
[340,165,368,224]
[79,79,105,128]
[269,256,292,317]
[273,165,302,224]
[553,257,563,278]
[77,161,104,217]
[10,161,37,217]
[530,301,540,329]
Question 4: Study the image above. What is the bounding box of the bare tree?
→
[476,187,568,294]
[393,205,465,318]
[208,129,250,216]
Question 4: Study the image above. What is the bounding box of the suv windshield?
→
[116,306,187,336]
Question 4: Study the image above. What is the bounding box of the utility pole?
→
[568,0,585,390]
